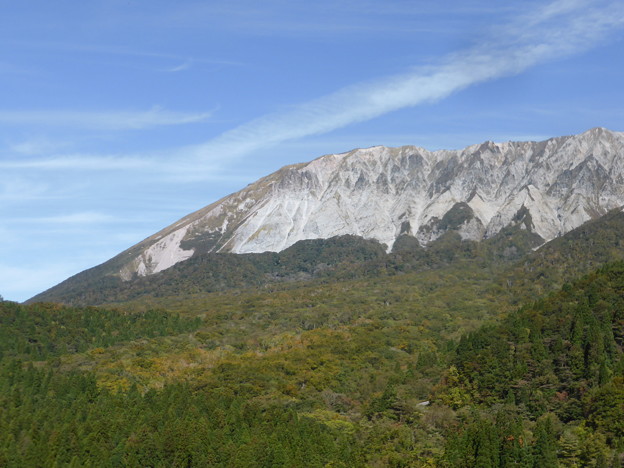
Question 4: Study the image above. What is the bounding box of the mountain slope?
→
[30,206,624,308]
[11,242,624,466]
[29,127,624,303]
[29,218,546,306]
[437,262,624,466]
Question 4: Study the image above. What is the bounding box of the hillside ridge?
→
[29,127,624,303]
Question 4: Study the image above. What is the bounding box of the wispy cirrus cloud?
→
[9,138,71,156]
[0,178,51,201]
[2,0,622,179]
[187,0,624,161]
[12,211,118,225]
[0,150,252,185]
[160,0,505,37]
[0,154,150,170]
[12,40,243,68]
[166,59,193,73]
[0,106,213,131]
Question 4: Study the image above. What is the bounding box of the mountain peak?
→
[59,128,624,280]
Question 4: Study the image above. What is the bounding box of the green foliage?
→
[3,251,519,466]
[441,408,533,467]
[449,262,624,421]
[436,262,624,466]
[502,208,624,301]
[29,235,389,305]
[585,377,624,443]
[11,210,624,466]
[0,301,201,360]
[0,361,359,467]
[31,219,544,306]
[533,414,559,467]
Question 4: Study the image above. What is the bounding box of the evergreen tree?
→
[533,416,559,467]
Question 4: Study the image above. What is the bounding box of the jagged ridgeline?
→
[10,127,624,466]
[29,127,624,305]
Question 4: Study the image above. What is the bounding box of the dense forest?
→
[439,262,624,467]
[3,212,624,466]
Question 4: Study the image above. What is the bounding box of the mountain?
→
[12,127,624,465]
[29,127,624,303]
[11,230,624,466]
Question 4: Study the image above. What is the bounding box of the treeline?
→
[502,208,624,301]
[35,204,624,312]
[0,301,201,360]
[30,216,544,306]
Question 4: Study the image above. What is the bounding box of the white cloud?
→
[0,178,51,201]
[0,154,150,170]
[12,212,118,225]
[0,106,212,131]
[1,0,621,181]
[165,59,193,72]
[184,0,623,162]
[9,138,71,155]
[160,0,508,37]
[14,41,244,68]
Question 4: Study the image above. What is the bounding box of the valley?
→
[4,131,624,466]
[4,206,624,465]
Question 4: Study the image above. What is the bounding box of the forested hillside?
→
[4,243,624,465]
[29,209,546,306]
[438,262,624,466]
[31,208,624,310]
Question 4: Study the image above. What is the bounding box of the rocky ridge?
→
[114,127,624,279]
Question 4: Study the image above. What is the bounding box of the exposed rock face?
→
[118,127,624,278]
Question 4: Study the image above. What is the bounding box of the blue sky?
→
[1,0,624,302]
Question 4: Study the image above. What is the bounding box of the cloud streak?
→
[0,106,212,131]
[166,59,193,72]
[13,40,244,67]
[0,178,51,201]
[2,0,622,178]
[12,212,118,225]
[189,0,624,160]
[0,154,150,170]
[162,0,508,37]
